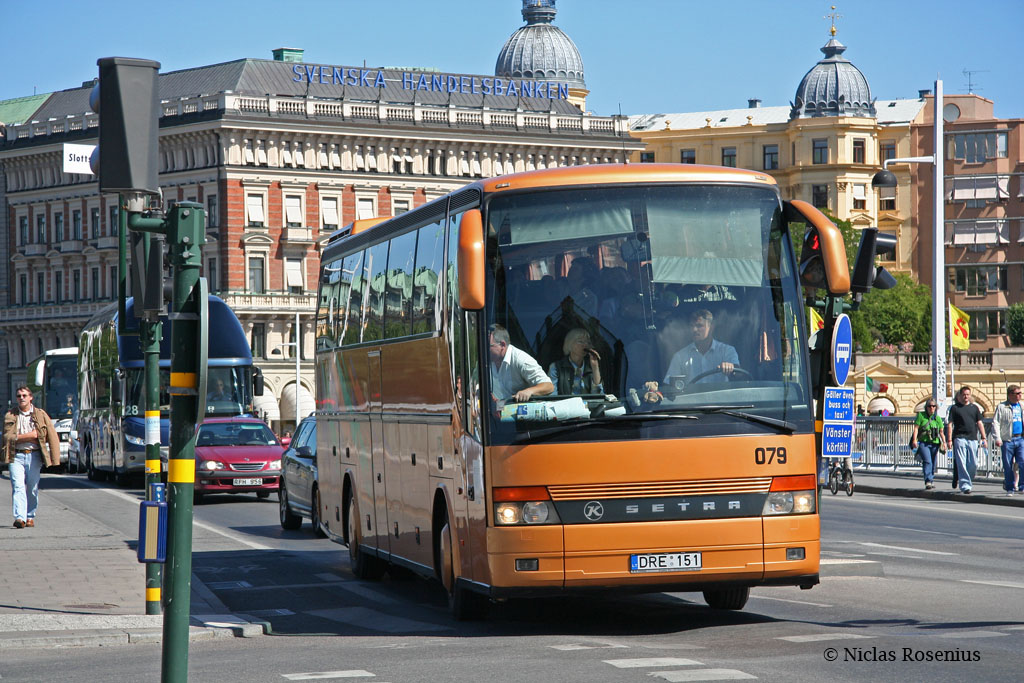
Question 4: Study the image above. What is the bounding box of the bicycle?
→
[825,456,854,496]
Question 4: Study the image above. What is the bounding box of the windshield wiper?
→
[513,413,697,443]
[671,405,796,434]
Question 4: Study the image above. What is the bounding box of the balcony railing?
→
[855,349,1001,370]
[218,291,315,313]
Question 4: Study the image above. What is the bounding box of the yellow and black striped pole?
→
[141,310,163,615]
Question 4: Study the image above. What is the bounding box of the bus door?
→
[454,310,487,582]
[368,350,390,557]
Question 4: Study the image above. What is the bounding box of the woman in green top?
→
[910,399,948,489]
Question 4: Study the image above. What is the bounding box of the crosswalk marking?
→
[960,579,1024,590]
[550,642,629,651]
[749,595,832,608]
[936,630,1009,639]
[306,606,450,633]
[650,670,756,681]
[281,671,375,680]
[603,658,702,668]
[776,633,873,643]
[858,542,957,556]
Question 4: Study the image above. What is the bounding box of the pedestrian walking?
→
[944,385,986,495]
[2,385,61,528]
[991,384,1024,497]
[910,398,947,489]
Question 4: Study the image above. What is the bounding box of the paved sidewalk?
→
[0,471,267,650]
[838,467,1024,508]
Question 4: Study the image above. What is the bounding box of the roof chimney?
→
[918,88,932,98]
[748,98,761,108]
[272,47,304,63]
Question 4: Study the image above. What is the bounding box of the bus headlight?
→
[762,490,816,515]
[125,434,145,446]
[494,500,559,525]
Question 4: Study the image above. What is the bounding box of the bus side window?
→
[464,311,483,442]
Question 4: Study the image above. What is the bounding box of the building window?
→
[55,212,65,241]
[393,199,410,215]
[206,258,217,292]
[206,194,218,228]
[73,270,81,301]
[246,193,265,227]
[37,214,46,243]
[109,265,118,299]
[812,139,828,164]
[73,210,83,240]
[880,141,896,162]
[19,216,28,246]
[952,266,1007,296]
[285,195,303,228]
[91,268,99,300]
[250,323,266,359]
[762,144,778,170]
[680,149,696,164]
[721,148,737,167]
[285,258,304,294]
[322,197,339,230]
[812,184,829,209]
[967,310,1006,341]
[55,272,63,304]
[879,184,896,211]
[37,272,45,303]
[356,197,375,220]
[110,205,119,236]
[853,184,867,210]
[950,132,1008,163]
[19,275,27,304]
[248,256,265,293]
[640,152,655,163]
[91,207,100,237]
[853,139,866,164]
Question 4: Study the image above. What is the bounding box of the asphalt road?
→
[4,484,1023,682]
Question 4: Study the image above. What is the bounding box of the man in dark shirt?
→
[944,385,986,494]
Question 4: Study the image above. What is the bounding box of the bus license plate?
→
[233,478,263,486]
[630,552,702,573]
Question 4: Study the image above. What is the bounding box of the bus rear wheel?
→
[311,487,326,538]
[439,521,488,620]
[703,587,750,610]
[347,494,385,580]
[85,445,102,482]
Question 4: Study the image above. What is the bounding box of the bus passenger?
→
[548,328,603,396]
[488,324,553,406]
[663,308,739,385]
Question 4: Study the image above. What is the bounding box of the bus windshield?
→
[124,366,252,416]
[485,184,811,444]
[44,355,78,418]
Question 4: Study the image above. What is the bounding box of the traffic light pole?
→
[141,302,164,616]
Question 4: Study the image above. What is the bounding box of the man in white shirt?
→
[663,309,740,385]
[488,324,553,405]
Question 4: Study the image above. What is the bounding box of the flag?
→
[809,308,824,332]
[866,376,889,393]
[949,303,970,350]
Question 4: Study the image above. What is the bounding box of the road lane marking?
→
[603,658,702,668]
[306,606,450,633]
[777,633,873,642]
[858,542,957,556]
[936,630,1009,638]
[551,642,629,651]
[960,579,1024,590]
[749,595,832,608]
[826,496,1024,520]
[882,526,959,536]
[282,672,376,680]
[650,670,756,681]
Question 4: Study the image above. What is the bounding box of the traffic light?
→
[799,227,826,290]
[785,200,850,295]
[851,228,898,294]
[94,57,161,195]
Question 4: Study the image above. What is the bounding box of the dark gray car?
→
[279,416,324,535]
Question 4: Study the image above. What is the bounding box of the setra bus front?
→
[466,167,827,609]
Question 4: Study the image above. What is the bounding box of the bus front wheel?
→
[346,495,385,580]
[439,521,488,620]
[703,587,750,610]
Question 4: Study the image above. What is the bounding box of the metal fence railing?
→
[853,416,1004,479]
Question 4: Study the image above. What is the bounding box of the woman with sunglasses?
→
[910,398,947,489]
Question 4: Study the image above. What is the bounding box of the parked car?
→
[279,416,325,535]
[193,417,283,503]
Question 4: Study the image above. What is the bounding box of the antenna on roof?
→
[962,68,988,94]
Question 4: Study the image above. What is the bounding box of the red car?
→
[193,418,284,503]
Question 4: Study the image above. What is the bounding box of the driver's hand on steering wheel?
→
[719,362,735,375]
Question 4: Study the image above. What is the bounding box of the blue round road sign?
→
[831,313,853,386]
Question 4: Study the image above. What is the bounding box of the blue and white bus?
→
[77,295,263,483]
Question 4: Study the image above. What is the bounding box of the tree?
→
[1007,302,1024,346]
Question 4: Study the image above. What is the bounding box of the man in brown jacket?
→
[3,385,61,528]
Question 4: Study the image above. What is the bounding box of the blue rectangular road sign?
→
[822,423,854,458]
[823,386,856,423]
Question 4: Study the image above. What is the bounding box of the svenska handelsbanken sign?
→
[291,64,572,100]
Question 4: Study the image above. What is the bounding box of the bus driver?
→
[663,308,739,385]
[488,324,554,407]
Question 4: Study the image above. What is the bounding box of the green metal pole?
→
[117,196,132,336]
[142,306,163,615]
[160,203,204,683]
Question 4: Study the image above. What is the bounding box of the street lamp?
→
[873,78,945,407]
[271,311,302,433]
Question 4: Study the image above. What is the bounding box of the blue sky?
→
[4,0,1023,118]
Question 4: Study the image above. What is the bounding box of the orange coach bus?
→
[314,163,854,618]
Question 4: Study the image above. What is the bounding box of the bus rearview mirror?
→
[458,209,485,310]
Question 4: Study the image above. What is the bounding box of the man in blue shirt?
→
[663,309,740,386]
[992,384,1024,496]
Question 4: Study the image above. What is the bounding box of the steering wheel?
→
[687,366,753,384]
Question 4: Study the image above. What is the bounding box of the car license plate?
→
[630,552,702,573]
[233,478,263,486]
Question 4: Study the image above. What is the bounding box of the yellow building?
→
[629,32,928,274]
